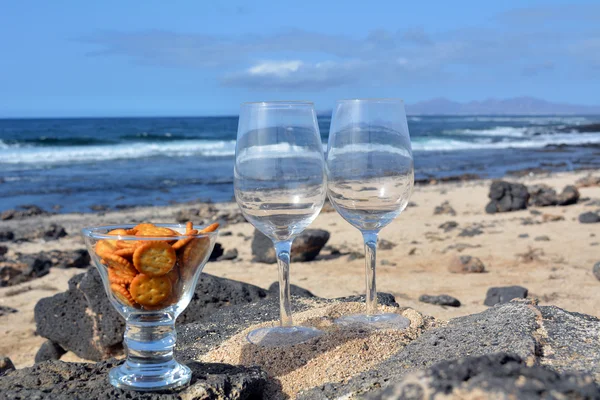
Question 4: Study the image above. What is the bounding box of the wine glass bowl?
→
[326,99,414,327]
[82,223,218,391]
[234,101,326,345]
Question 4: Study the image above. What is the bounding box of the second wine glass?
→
[234,101,326,346]
[326,98,414,329]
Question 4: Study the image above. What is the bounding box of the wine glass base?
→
[335,313,410,330]
[109,359,191,391]
[246,326,323,346]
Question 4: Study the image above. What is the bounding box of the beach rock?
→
[542,213,565,222]
[485,180,529,213]
[518,233,529,238]
[438,221,458,232]
[433,200,456,216]
[380,259,397,266]
[0,266,27,287]
[419,294,460,307]
[268,281,315,298]
[368,353,600,400]
[20,254,53,278]
[579,211,600,223]
[0,306,17,316]
[252,229,330,263]
[0,205,48,221]
[0,230,14,242]
[33,224,68,241]
[0,359,268,399]
[558,185,580,205]
[208,242,224,261]
[347,251,364,261]
[458,226,483,237]
[0,245,7,256]
[535,235,551,241]
[448,255,486,273]
[576,174,600,188]
[89,204,109,212]
[216,248,238,261]
[299,300,600,399]
[378,239,396,250]
[220,230,233,236]
[593,261,600,281]
[0,357,15,376]
[35,340,67,363]
[484,286,528,306]
[34,269,268,360]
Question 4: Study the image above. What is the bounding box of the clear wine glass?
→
[234,101,326,346]
[326,99,414,328]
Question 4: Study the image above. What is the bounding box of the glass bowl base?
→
[335,313,410,330]
[246,326,323,346]
[109,359,191,391]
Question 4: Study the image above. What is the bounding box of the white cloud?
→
[248,61,303,77]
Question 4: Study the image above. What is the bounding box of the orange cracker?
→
[108,265,136,285]
[133,241,176,277]
[185,221,193,233]
[171,229,198,251]
[114,247,136,258]
[199,222,219,233]
[95,239,116,258]
[116,240,139,249]
[110,283,136,307]
[129,274,172,307]
[107,228,128,236]
[179,237,211,273]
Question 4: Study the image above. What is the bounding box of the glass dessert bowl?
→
[82,222,219,391]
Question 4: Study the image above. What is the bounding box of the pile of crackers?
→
[94,222,218,310]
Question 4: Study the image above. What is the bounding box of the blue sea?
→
[1,115,599,213]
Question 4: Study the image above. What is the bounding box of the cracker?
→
[95,240,116,258]
[171,229,198,251]
[114,247,135,258]
[129,274,172,307]
[133,241,176,276]
[179,237,211,273]
[186,221,193,233]
[110,283,136,307]
[108,266,136,285]
[199,222,219,233]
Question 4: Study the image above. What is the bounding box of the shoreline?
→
[1,169,599,368]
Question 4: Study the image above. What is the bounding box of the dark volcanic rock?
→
[34,269,268,360]
[579,211,600,223]
[419,294,461,307]
[208,242,224,261]
[0,245,7,256]
[529,184,581,207]
[485,180,529,214]
[558,185,580,205]
[0,357,15,376]
[35,340,67,363]
[535,235,551,241]
[484,286,528,306]
[268,281,315,298]
[0,359,268,399]
[594,261,600,281]
[369,353,600,400]
[448,255,486,273]
[1,205,48,221]
[438,221,458,232]
[458,226,483,237]
[433,200,456,216]
[252,229,330,263]
[0,305,18,316]
[378,239,396,250]
[0,230,14,242]
[20,254,53,277]
[576,174,600,188]
[34,224,68,241]
[518,233,530,238]
[298,300,600,399]
[216,248,238,261]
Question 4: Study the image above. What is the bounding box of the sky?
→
[1,0,599,117]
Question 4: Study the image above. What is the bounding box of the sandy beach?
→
[1,170,599,369]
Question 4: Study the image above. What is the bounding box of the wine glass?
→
[234,101,326,346]
[326,99,414,328]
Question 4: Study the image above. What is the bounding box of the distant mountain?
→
[406,97,600,115]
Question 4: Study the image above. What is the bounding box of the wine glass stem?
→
[363,231,379,315]
[274,240,293,327]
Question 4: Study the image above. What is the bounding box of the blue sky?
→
[1,0,599,117]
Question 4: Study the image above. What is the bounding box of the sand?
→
[1,170,599,371]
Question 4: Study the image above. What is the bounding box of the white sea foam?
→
[0,140,237,164]
[443,126,528,137]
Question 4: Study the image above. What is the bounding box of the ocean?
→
[1,115,599,213]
